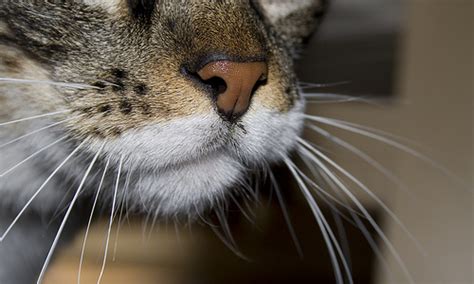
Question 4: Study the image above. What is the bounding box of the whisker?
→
[304,115,466,188]
[0,139,89,242]
[112,210,125,262]
[0,135,68,178]
[293,155,369,279]
[244,198,257,217]
[78,156,110,284]
[97,155,123,284]
[208,222,250,261]
[299,138,425,254]
[146,208,161,242]
[331,210,352,274]
[295,157,364,221]
[242,181,261,206]
[268,170,303,259]
[174,221,184,255]
[284,158,352,284]
[304,115,418,145]
[305,98,364,105]
[112,169,131,262]
[299,150,394,279]
[215,206,238,249]
[298,81,351,88]
[309,159,395,280]
[301,93,356,99]
[142,210,152,242]
[0,77,100,90]
[37,141,105,284]
[293,136,400,281]
[306,124,414,195]
[229,193,255,225]
[0,110,71,127]
[295,146,415,284]
[0,115,84,150]
[348,207,394,281]
[302,93,378,105]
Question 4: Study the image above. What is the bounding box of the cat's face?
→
[1,0,325,216]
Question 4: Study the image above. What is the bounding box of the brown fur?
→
[0,0,326,139]
[0,3,329,282]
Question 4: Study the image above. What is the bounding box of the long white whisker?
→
[298,81,351,88]
[0,110,71,127]
[313,199,354,284]
[216,206,238,249]
[142,212,152,241]
[0,78,99,89]
[301,93,355,98]
[304,115,466,187]
[284,158,351,284]
[229,193,255,225]
[268,171,303,258]
[112,169,131,261]
[0,135,68,178]
[208,222,250,261]
[299,149,393,279]
[97,155,123,284]
[78,156,110,284]
[291,157,360,283]
[304,115,418,146]
[0,115,84,150]
[298,138,425,254]
[306,124,414,195]
[331,211,352,274]
[241,198,257,220]
[348,208,394,281]
[0,139,89,242]
[296,157,364,221]
[305,98,364,105]
[302,93,377,105]
[298,164,362,229]
[112,201,126,262]
[37,141,105,284]
[295,146,415,284]
[174,221,183,255]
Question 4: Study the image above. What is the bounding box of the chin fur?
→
[90,100,305,216]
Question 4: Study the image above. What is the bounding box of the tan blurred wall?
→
[308,1,473,283]
[376,1,473,283]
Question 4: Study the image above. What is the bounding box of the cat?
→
[0,1,333,283]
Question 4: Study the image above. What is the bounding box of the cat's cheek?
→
[234,99,305,165]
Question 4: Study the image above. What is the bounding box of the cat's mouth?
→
[96,114,251,170]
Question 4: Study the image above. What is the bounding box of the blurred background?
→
[45,0,473,283]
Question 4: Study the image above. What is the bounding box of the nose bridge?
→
[188,4,267,61]
[177,3,269,121]
[197,60,268,121]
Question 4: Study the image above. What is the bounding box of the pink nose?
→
[197,60,268,121]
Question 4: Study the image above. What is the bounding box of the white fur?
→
[260,0,318,23]
[87,100,305,216]
[82,0,122,14]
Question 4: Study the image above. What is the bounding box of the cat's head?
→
[1,0,326,216]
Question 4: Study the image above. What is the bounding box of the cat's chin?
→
[89,101,305,216]
[125,150,247,216]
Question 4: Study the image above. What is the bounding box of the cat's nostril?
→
[196,60,268,122]
[202,76,227,95]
